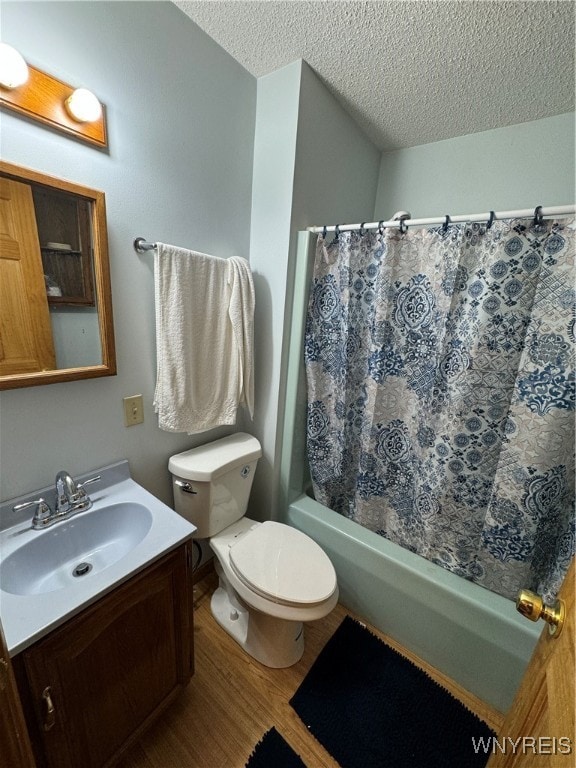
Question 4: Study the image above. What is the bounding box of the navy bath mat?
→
[245,727,307,768]
[290,616,496,768]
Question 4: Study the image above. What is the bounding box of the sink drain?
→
[72,561,93,577]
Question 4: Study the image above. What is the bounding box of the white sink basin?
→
[0,460,196,656]
[0,502,153,595]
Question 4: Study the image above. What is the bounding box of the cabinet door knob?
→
[41,686,56,731]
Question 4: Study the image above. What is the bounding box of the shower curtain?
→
[304,217,575,601]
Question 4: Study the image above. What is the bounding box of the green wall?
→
[248,60,380,520]
[375,112,575,219]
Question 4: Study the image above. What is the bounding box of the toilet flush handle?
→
[175,479,197,495]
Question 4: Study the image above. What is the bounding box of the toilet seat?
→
[228,521,337,607]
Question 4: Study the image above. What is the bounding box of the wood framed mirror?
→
[0,161,116,389]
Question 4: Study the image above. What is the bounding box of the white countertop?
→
[0,461,196,656]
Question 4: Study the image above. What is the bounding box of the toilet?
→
[169,432,338,667]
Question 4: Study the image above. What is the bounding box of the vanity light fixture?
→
[65,88,102,123]
[0,43,29,88]
[0,43,107,149]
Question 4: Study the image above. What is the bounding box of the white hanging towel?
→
[153,243,255,434]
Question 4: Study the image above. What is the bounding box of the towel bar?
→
[134,237,157,253]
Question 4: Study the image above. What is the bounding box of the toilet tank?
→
[169,433,262,538]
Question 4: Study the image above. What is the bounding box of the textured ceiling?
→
[174,0,575,151]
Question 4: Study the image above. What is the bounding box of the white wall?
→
[0,1,256,505]
[375,112,575,217]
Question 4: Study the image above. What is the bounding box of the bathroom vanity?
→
[12,543,193,767]
[0,461,196,767]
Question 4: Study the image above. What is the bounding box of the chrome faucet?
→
[13,471,101,529]
[12,498,53,530]
[55,470,100,516]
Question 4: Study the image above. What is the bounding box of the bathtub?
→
[286,492,540,713]
[278,232,541,715]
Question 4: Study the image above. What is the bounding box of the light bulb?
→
[65,88,102,123]
[0,43,29,89]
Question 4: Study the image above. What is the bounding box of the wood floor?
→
[117,569,504,768]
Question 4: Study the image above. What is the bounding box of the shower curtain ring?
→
[378,220,385,236]
[487,211,495,229]
[360,222,366,235]
[334,224,341,241]
[322,225,327,239]
[399,219,407,234]
[442,215,451,234]
[533,205,544,227]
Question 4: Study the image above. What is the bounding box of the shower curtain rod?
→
[133,204,575,253]
[307,204,576,234]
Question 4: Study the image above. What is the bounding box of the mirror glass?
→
[0,161,116,389]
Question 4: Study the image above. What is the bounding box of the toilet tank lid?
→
[169,432,262,481]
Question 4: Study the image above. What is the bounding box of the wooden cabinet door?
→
[0,620,36,768]
[0,176,56,375]
[20,544,193,768]
[487,558,574,767]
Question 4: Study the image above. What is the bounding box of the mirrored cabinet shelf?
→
[40,247,95,306]
[34,185,95,306]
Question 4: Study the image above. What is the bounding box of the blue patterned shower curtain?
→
[305,218,575,601]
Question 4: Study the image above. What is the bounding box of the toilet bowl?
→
[210,517,338,666]
[169,433,338,667]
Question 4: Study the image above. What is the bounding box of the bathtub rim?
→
[289,492,541,638]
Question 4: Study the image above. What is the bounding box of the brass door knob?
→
[516,589,565,637]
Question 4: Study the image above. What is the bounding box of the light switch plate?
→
[123,394,144,426]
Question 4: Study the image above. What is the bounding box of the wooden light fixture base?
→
[1,64,107,149]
